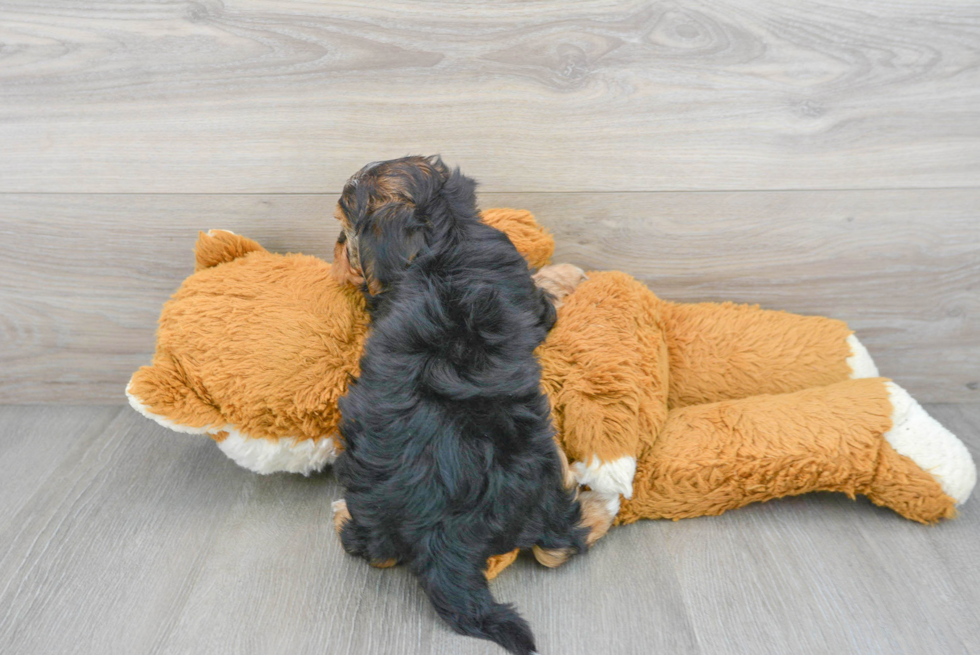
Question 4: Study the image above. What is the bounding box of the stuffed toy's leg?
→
[538,271,670,508]
[661,300,877,408]
[618,378,976,524]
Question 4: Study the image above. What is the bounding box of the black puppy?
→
[331,156,587,655]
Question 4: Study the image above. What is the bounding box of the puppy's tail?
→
[412,539,536,655]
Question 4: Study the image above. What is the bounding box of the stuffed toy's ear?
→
[195,229,268,271]
[479,208,555,269]
[127,357,225,434]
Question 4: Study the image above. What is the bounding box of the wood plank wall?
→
[0,1,978,403]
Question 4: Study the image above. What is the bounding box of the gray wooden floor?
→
[1,403,978,655]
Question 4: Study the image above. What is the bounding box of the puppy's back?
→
[334,157,573,655]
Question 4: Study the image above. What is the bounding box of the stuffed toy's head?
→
[127,210,555,474]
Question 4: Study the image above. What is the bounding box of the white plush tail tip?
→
[847,334,879,379]
[884,382,977,504]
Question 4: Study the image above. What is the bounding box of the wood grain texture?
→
[1,190,976,404]
[0,0,978,192]
[0,404,978,654]
[0,405,120,529]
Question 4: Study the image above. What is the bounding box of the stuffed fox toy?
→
[127,209,976,578]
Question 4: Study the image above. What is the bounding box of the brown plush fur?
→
[662,301,854,409]
[537,271,670,466]
[130,249,369,443]
[129,209,556,445]
[129,208,958,581]
[194,230,266,272]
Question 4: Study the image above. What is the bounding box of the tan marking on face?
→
[330,236,365,287]
[334,204,352,230]
[370,559,397,569]
[365,274,383,296]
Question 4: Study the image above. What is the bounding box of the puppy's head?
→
[331,155,477,295]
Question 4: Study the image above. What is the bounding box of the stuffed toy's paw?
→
[570,456,637,509]
[533,263,588,308]
[485,550,520,581]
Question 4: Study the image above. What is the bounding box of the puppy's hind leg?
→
[332,498,352,535]
[532,486,615,568]
[530,483,589,569]
[575,490,617,547]
[332,498,367,558]
[332,499,401,568]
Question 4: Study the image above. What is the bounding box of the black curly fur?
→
[333,156,587,655]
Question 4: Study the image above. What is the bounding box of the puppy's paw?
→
[533,263,587,307]
[577,490,618,547]
[532,545,574,568]
[331,498,351,534]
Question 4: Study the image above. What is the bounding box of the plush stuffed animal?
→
[127,209,976,578]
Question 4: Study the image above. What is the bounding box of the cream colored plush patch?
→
[128,378,336,475]
[126,379,215,435]
[571,455,636,499]
[216,430,338,475]
[884,382,976,504]
[847,334,880,379]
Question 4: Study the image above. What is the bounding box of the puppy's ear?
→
[424,156,477,218]
[442,167,477,208]
[357,202,427,295]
